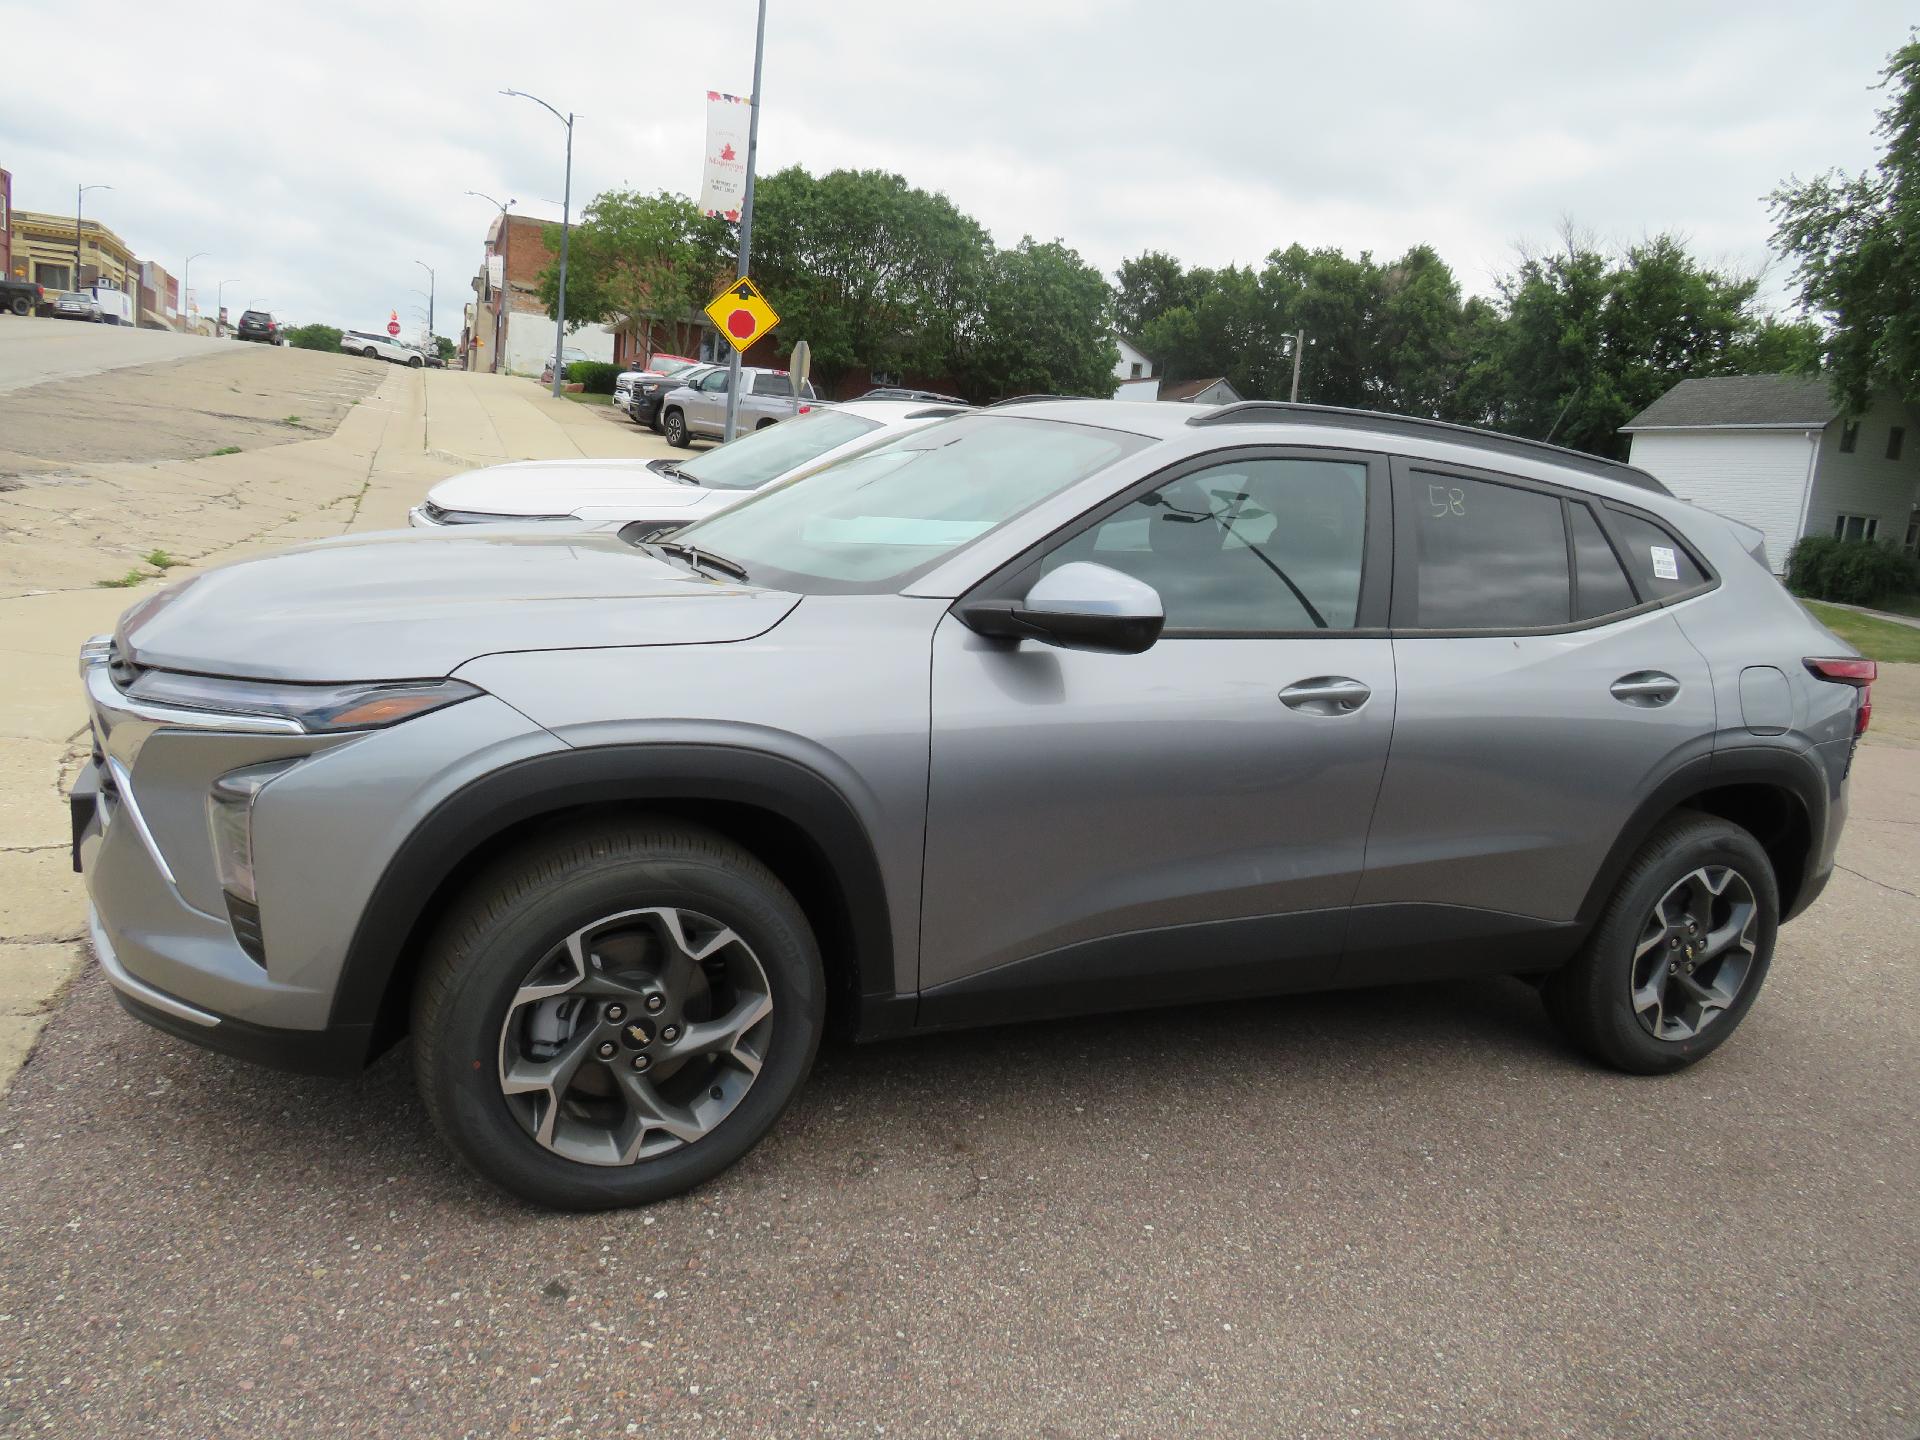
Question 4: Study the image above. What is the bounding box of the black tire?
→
[1543,811,1778,1074]
[363,347,380,360]
[412,819,824,1210]
[756,419,777,430]
[8,296,29,317]
[663,408,691,447]
[408,355,424,368]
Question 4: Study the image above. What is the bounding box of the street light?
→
[215,280,239,336]
[182,252,208,329]
[500,89,574,398]
[76,183,111,291]
[721,0,768,443]
[465,192,514,374]
[414,259,435,351]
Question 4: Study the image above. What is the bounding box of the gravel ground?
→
[1,756,1915,1439]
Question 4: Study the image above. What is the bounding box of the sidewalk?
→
[0,364,665,1091]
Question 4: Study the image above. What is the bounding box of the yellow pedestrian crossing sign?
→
[705,276,780,353]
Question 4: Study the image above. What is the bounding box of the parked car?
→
[235,310,278,343]
[659,366,819,446]
[541,347,595,386]
[408,399,970,532]
[1,277,44,317]
[345,330,425,366]
[612,354,701,418]
[628,363,717,431]
[52,291,104,323]
[74,398,1867,1211]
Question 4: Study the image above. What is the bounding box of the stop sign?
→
[387,319,402,337]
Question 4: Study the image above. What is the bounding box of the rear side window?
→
[1605,509,1707,599]
[1570,503,1638,620]
[752,374,792,397]
[1397,473,1569,630]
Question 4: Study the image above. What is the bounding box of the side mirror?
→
[958,562,1164,655]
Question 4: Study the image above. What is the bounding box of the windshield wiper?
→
[650,541,751,583]
[652,459,699,486]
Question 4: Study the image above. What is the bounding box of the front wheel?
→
[412,820,824,1210]
[409,355,424,368]
[1543,812,1778,1074]
[663,409,691,447]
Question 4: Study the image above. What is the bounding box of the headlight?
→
[207,760,299,908]
[124,671,483,733]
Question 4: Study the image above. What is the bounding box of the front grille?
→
[226,895,267,966]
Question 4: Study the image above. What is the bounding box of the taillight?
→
[796,404,811,414]
[1806,656,1877,735]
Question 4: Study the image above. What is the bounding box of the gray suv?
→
[74,400,1870,1210]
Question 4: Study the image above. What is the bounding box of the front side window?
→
[676,408,882,491]
[1043,458,1368,631]
[698,370,729,393]
[1398,473,1569,629]
[673,415,1150,592]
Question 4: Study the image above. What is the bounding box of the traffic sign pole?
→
[723,0,768,444]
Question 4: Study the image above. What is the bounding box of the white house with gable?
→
[1622,375,1920,573]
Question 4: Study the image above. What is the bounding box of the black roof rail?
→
[986,393,1082,408]
[905,406,971,419]
[1187,401,1670,494]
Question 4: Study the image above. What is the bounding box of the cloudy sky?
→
[2,0,1908,339]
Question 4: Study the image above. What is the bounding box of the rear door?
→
[1346,460,1717,983]
[920,447,1398,1021]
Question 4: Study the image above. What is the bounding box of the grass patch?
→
[143,550,181,570]
[1803,601,1920,664]
[208,445,242,457]
[96,568,156,589]
[282,414,303,426]
[562,391,614,406]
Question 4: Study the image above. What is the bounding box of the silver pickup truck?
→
[658,366,820,446]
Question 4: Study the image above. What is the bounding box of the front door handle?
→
[1279,676,1372,715]
[1610,671,1681,707]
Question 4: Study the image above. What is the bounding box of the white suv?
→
[345,331,424,366]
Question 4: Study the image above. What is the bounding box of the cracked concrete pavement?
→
[0,325,670,1088]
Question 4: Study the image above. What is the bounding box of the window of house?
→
[1833,513,1880,543]
[1396,473,1570,630]
[1840,420,1860,453]
[1605,509,1709,598]
[1129,361,1144,379]
[1889,427,1906,461]
[35,262,71,291]
[1569,502,1639,620]
[1045,458,1370,632]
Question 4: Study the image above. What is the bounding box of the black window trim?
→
[956,443,1395,640]
[1387,455,1719,638]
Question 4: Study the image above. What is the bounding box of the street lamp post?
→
[722,0,769,444]
[182,252,207,331]
[415,260,435,355]
[501,90,573,398]
[465,192,513,374]
[215,280,239,336]
[75,183,111,291]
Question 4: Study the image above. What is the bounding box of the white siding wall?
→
[503,312,617,377]
[1805,393,1920,548]
[1626,428,1817,573]
[1113,335,1154,383]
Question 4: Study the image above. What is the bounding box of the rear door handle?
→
[1610,671,1681,707]
[1279,676,1372,715]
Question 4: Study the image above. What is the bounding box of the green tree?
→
[959,238,1119,400]
[750,167,992,390]
[1770,37,1920,411]
[283,323,341,352]
[537,190,733,356]
[432,335,456,362]
[1137,264,1280,396]
[1113,250,1196,337]
[1729,314,1825,375]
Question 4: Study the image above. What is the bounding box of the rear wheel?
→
[1544,812,1777,1073]
[8,297,29,317]
[663,408,691,447]
[412,820,823,1210]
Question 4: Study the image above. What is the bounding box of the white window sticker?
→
[1650,545,1679,582]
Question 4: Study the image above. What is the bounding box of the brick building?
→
[466,213,619,376]
[9,208,135,296]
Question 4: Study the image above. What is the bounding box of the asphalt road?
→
[1,739,1915,1437]
[0,315,233,394]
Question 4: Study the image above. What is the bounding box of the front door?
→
[685,368,730,434]
[1346,461,1718,983]
[918,449,1397,1024]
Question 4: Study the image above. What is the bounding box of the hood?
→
[117,528,799,683]
[427,458,719,519]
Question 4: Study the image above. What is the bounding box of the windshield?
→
[673,414,1151,592]
[652,357,698,378]
[676,409,884,491]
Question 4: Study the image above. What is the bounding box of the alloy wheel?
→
[496,907,774,1167]
[1629,865,1758,1042]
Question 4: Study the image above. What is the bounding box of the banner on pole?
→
[699,91,751,222]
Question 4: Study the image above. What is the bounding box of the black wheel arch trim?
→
[1575,740,1829,931]
[326,743,898,1046]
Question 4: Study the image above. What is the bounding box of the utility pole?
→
[1290,329,1305,403]
[501,91,574,397]
[183,252,207,330]
[75,183,111,290]
[722,0,768,444]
